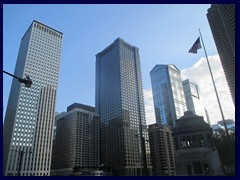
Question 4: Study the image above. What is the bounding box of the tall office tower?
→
[207,4,235,105]
[51,103,99,176]
[182,79,209,124]
[96,38,152,176]
[150,65,187,128]
[3,20,63,176]
[148,124,175,176]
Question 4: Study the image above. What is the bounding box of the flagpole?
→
[198,28,230,138]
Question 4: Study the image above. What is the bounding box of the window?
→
[187,164,192,175]
[206,134,213,146]
[193,161,202,174]
[204,163,209,174]
[180,136,187,148]
[198,135,205,147]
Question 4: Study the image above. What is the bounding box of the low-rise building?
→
[172,111,224,176]
[148,124,175,176]
[51,103,99,176]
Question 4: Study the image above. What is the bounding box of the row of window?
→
[33,22,62,39]
[30,35,62,48]
[175,134,213,149]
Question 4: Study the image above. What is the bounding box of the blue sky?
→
[3,4,234,124]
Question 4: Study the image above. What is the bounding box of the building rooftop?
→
[67,103,95,112]
[173,111,212,134]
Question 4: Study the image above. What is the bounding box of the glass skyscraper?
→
[150,65,186,127]
[95,38,152,176]
[182,79,210,124]
[3,20,63,176]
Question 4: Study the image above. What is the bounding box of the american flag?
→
[188,37,202,54]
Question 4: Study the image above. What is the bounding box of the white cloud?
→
[143,89,156,125]
[181,55,235,125]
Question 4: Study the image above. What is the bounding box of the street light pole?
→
[141,136,148,176]
[3,70,32,88]
[4,69,33,175]
[17,151,24,176]
[136,133,148,176]
[9,149,32,176]
[198,29,235,173]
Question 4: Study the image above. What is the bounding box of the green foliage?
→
[213,132,235,175]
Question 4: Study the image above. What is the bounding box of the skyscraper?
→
[3,20,63,176]
[51,103,99,176]
[182,79,210,124]
[207,4,235,105]
[150,65,187,127]
[95,38,152,176]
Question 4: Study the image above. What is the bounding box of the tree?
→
[213,132,235,175]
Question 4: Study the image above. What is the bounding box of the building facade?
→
[172,111,224,176]
[182,79,210,124]
[150,65,187,127]
[207,4,235,105]
[95,38,152,176]
[148,124,175,176]
[3,20,63,176]
[51,103,99,176]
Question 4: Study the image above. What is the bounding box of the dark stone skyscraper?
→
[172,111,224,176]
[207,4,235,105]
[95,38,152,176]
[51,103,99,176]
[148,124,175,176]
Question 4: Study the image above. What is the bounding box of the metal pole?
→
[198,29,234,172]
[17,151,24,176]
[3,70,20,80]
[9,149,32,176]
[141,136,148,176]
[198,28,229,138]
[3,70,32,87]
